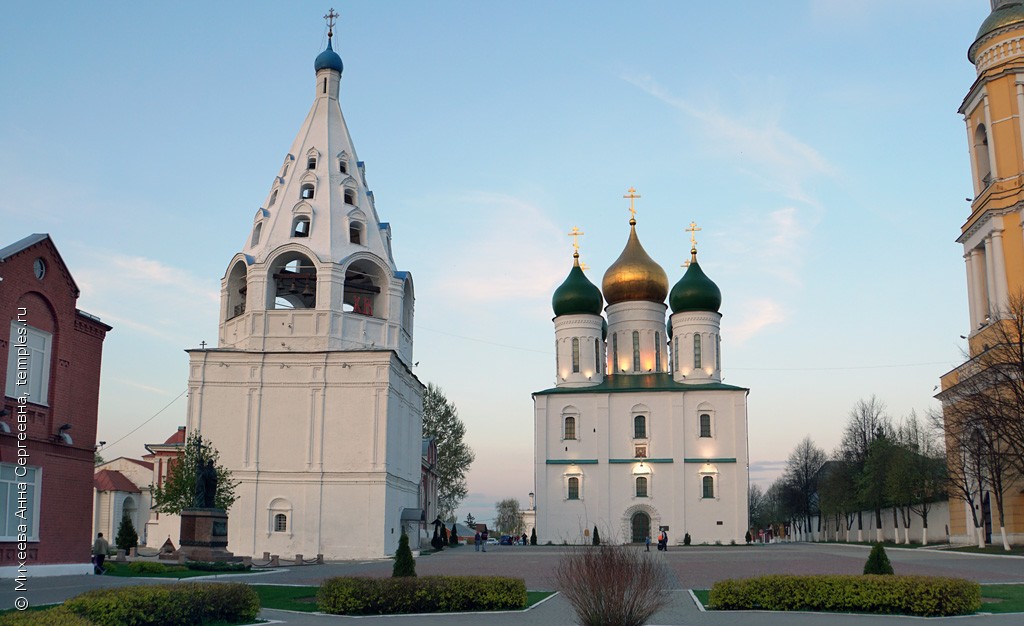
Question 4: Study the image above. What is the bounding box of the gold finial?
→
[684,220,701,266]
[324,8,339,38]
[568,226,584,258]
[623,187,641,224]
[580,262,590,271]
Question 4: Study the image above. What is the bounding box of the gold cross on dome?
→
[686,220,701,248]
[568,226,584,254]
[580,262,590,271]
[324,8,339,36]
[623,187,641,221]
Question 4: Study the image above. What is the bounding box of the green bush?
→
[0,607,93,625]
[115,513,139,552]
[185,560,250,572]
[393,531,416,577]
[592,526,600,545]
[126,561,186,574]
[318,575,527,615]
[709,575,981,617]
[62,582,259,625]
[864,544,894,575]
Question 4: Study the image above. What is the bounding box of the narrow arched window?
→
[307,156,317,170]
[699,413,711,438]
[344,189,355,205]
[251,222,263,246]
[349,222,363,244]
[975,123,992,187]
[269,189,278,207]
[674,337,679,372]
[694,334,702,369]
[292,216,311,238]
[572,338,580,373]
[702,475,715,499]
[716,335,721,371]
[612,334,619,373]
[635,476,648,498]
[594,338,601,375]
[567,477,580,500]
[632,331,640,372]
[564,416,576,440]
[274,513,288,532]
[339,159,348,174]
[300,183,315,200]
[655,331,661,372]
[634,415,646,439]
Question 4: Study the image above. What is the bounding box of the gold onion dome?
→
[970,1,1024,63]
[601,220,668,305]
[552,253,603,316]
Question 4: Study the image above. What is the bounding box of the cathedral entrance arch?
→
[631,511,650,543]
[621,503,659,544]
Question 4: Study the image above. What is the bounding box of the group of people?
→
[644,529,670,551]
[473,529,489,551]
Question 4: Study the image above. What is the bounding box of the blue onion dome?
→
[669,247,721,313]
[602,220,668,305]
[553,253,603,316]
[315,39,344,73]
[971,2,1024,63]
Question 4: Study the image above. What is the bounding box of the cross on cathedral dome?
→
[601,190,668,306]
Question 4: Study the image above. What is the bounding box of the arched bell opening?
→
[268,252,317,310]
[343,259,386,318]
[225,260,248,320]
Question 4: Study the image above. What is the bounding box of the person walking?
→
[92,532,110,574]
[474,531,481,552]
[481,529,488,552]
[645,534,651,552]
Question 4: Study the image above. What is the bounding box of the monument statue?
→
[193,439,218,509]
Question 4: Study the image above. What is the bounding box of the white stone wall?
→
[187,349,422,559]
[534,387,748,546]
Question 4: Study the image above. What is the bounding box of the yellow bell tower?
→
[940,0,1024,547]
[958,1,1024,348]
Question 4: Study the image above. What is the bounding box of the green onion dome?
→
[669,248,721,313]
[970,2,1024,63]
[601,220,668,305]
[552,253,603,316]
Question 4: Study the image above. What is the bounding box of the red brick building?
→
[0,234,110,576]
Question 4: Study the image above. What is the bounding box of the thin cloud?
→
[115,378,176,397]
[621,73,835,206]
[727,298,786,344]
[433,192,565,303]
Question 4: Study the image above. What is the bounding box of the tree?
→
[783,436,827,541]
[818,459,859,541]
[464,512,475,528]
[748,483,769,533]
[151,431,237,514]
[422,383,475,521]
[530,527,537,545]
[494,498,524,535]
[94,452,105,466]
[592,525,601,545]
[839,397,892,542]
[450,523,459,547]
[115,512,138,552]
[393,531,416,577]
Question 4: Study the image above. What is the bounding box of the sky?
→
[0,1,991,525]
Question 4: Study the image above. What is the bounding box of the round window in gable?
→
[33,258,46,280]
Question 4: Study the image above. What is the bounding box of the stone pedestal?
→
[177,508,241,562]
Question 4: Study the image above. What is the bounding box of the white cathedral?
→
[533,202,750,545]
[185,20,423,559]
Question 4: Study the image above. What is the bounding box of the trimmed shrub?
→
[62,582,259,625]
[709,575,980,617]
[0,607,92,625]
[127,561,186,574]
[745,531,752,544]
[450,523,459,547]
[592,526,601,545]
[393,531,416,577]
[683,533,691,546]
[318,575,526,615]
[530,528,537,545]
[864,544,894,575]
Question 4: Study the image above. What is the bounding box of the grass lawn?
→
[253,585,556,613]
[692,584,1024,615]
[103,563,261,579]
[946,545,1024,557]
[979,584,1024,613]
